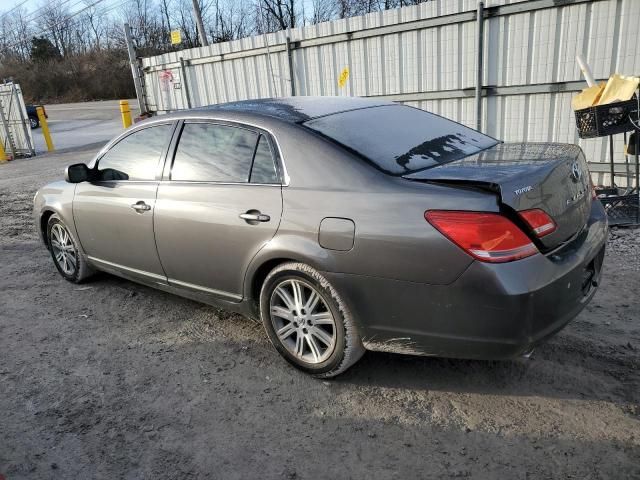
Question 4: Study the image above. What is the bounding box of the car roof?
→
[166,96,395,124]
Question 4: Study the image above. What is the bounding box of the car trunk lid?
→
[403,143,592,250]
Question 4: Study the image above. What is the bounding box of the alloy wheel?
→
[269,279,337,364]
[50,223,77,276]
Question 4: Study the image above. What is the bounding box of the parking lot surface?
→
[32,100,138,154]
[0,145,639,479]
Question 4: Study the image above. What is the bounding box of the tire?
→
[46,214,94,283]
[260,262,365,378]
[29,116,39,129]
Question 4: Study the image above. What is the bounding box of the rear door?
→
[154,121,283,301]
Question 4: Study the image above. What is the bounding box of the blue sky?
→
[1,0,317,17]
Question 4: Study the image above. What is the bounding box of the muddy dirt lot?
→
[1,147,639,479]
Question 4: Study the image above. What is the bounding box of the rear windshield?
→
[303,105,499,175]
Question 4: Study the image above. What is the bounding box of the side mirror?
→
[65,163,90,183]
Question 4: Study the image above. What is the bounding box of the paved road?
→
[31,100,139,154]
[0,137,639,479]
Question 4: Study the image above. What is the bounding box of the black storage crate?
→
[575,98,637,138]
[598,192,640,226]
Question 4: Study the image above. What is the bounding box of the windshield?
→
[304,104,499,175]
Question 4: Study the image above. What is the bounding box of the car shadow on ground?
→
[335,345,637,407]
[76,272,637,408]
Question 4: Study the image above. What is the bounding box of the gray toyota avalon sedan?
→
[33,96,607,377]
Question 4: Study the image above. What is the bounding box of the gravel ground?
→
[1,148,639,479]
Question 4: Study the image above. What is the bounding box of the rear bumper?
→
[324,200,608,359]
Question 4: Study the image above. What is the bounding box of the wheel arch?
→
[40,209,56,248]
[244,235,347,307]
[247,257,297,305]
[34,182,81,252]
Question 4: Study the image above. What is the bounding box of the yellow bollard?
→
[119,100,132,129]
[0,140,6,163]
[37,106,54,152]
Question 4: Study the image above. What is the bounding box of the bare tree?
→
[259,0,297,31]
[172,0,199,47]
[309,0,335,24]
[159,0,173,40]
[38,0,74,57]
[0,7,33,60]
[211,0,250,42]
[83,1,105,51]
[118,0,167,53]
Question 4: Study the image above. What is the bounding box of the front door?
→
[74,123,175,280]
[154,122,283,300]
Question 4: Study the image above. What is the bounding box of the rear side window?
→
[250,135,279,184]
[172,123,258,182]
[97,124,174,181]
[304,105,498,176]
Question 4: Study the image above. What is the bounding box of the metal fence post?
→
[475,1,485,132]
[124,23,147,114]
[179,57,193,108]
[0,102,16,160]
[286,37,296,96]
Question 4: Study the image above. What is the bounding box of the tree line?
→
[0,0,430,103]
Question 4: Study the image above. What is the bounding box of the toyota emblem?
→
[570,161,582,182]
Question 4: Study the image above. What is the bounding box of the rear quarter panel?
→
[246,124,500,291]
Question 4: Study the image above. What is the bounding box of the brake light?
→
[425,210,538,263]
[519,209,557,237]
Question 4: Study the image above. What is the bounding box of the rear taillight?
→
[425,210,538,263]
[518,209,557,238]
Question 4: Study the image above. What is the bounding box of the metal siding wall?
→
[141,0,639,185]
[0,83,35,158]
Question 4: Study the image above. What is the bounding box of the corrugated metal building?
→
[139,0,640,185]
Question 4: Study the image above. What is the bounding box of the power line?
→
[0,0,30,21]
[1,0,96,51]
[4,0,82,27]
[23,0,81,24]
[2,0,128,51]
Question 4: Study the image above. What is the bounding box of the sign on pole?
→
[171,30,182,45]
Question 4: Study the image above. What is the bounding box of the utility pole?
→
[192,0,209,47]
[124,23,147,113]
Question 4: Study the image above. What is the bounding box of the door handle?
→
[131,201,151,212]
[239,211,270,223]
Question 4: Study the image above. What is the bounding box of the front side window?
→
[97,124,174,181]
[172,123,258,182]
